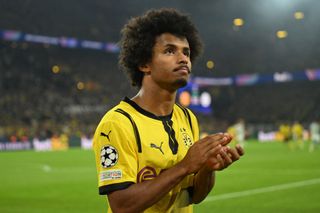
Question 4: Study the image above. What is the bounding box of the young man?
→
[93,8,244,213]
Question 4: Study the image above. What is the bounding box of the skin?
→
[108,33,244,212]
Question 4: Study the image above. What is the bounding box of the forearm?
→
[108,163,188,213]
[192,166,215,204]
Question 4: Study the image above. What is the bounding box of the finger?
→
[190,139,221,160]
[204,133,225,142]
[198,134,224,149]
[224,133,233,143]
[235,144,245,156]
[220,133,233,146]
[204,133,231,146]
[195,134,230,157]
[216,154,224,169]
[220,147,233,165]
[206,144,222,158]
[203,136,230,158]
[225,147,240,161]
[209,134,230,146]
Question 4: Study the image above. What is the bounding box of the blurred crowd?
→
[1,0,320,145]
[0,41,319,144]
[0,41,132,143]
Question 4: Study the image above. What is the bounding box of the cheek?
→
[151,68,171,80]
[151,61,173,76]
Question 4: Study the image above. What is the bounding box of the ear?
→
[139,64,151,74]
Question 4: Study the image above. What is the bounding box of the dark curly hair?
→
[119,8,203,88]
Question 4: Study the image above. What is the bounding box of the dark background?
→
[0,0,319,139]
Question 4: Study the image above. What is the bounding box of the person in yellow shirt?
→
[292,121,304,150]
[279,123,291,143]
[93,8,244,213]
[227,125,237,147]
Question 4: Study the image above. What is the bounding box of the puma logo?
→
[150,142,164,155]
[100,130,111,141]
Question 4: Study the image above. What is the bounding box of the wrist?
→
[202,165,215,174]
[175,161,190,176]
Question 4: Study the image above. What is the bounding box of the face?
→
[140,33,192,91]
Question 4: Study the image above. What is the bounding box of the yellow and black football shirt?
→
[93,97,199,213]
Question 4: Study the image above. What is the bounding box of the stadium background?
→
[0,0,320,212]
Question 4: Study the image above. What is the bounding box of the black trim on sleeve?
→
[115,108,142,153]
[99,181,134,195]
[187,186,194,203]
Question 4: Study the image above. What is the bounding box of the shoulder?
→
[174,103,200,141]
[174,104,197,122]
[100,100,136,123]
[94,101,137,136]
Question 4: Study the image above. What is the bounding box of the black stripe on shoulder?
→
[115,108,142,153]
[99,181,134,195]
[176,104,193,133]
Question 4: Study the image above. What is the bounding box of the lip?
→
[174,66,190,74]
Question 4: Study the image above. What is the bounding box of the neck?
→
[132,85,177,117]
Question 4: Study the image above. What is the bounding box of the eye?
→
[184,50,190,57]
[164,48,175,55]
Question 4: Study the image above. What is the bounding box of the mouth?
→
[174,65,190,74]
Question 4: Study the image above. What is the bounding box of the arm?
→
[107,135,224,213]
[191,135,245,204]
[107,162,188,213]
[191,134,230,204]
[191,167,216,204]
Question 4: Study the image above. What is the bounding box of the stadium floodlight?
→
[233,18,244,27]
[52,65,60,74]
[77,81,85,90]
[276,30,288,39]
[294,11,304,20]
[206,60,215,69]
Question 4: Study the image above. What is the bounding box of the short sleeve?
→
[93,117,138,195]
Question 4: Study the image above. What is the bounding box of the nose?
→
[178,52,189,64]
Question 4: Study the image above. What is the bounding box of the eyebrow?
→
[164,43,190,51]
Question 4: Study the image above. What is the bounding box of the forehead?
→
[154,33,190,49]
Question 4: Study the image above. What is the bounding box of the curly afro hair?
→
[119,8,203,88]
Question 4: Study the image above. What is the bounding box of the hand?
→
[180,133,230,174]
[206,144,244,171]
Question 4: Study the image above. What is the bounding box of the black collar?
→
[123,97,173,121]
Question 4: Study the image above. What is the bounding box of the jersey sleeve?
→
[93,114,138,195]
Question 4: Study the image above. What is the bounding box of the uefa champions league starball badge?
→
[100,145,119,168]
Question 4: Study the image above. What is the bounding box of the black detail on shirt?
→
[150,142,164,155]
[187,186,194,204]
[123,97,172,121]
[120,97,195,155]
[100,130,111,141]
[162,119,179,155]
[99,181,134,195]
[176,104,193,134]
[115,108,142,153]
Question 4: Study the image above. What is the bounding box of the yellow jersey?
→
[93,97,199,212]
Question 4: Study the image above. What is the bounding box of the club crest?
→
[180,128,193,148]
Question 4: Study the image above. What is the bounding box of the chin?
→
[173,78,188,89]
